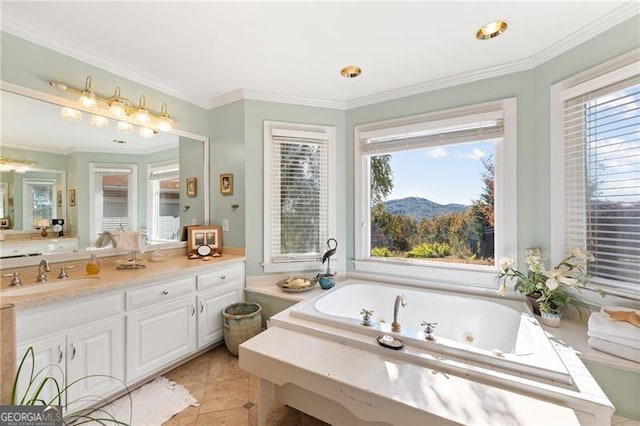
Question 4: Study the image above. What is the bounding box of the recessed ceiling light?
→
[476,20,508,40]
[341,66,362,78]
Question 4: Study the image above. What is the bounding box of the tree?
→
[370,155,394,205]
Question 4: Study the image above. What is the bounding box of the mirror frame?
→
[0,81,209,268]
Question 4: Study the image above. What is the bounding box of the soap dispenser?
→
[86,253,100,275]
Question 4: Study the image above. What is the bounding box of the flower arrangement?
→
[497,247,592,314]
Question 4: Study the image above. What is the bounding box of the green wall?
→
[242,99,347,276]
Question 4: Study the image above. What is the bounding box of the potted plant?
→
[498,248,592,323]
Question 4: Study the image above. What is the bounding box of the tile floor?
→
[163,344,637,426]
[162,344,328,426]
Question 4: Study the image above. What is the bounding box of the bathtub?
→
[289,280,572,384]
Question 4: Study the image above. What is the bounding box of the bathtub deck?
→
[240,326,582,426]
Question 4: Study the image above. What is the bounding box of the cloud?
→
[425,146,447,159]
[471,148,485,160]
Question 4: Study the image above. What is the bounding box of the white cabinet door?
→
[65,317,124,413]
[15,334,66,407]
[197,281,243,349]
[126,295,197,383]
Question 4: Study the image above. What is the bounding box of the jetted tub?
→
[289,280,572,384]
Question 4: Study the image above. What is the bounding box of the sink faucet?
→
[391,293,407,332]
[36,259,50,282]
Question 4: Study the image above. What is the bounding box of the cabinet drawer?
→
[126,277,195,311]
[197,264,244,291]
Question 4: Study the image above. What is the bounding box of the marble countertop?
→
[0,252,246,310]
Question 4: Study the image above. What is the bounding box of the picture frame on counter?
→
[187,225,222,256]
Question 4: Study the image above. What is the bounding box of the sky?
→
[385,140,495,205]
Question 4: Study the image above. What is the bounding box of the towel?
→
[588,330,640,350]
[587,311,640,342]
[588,336,640,363]
[117,231,145,253]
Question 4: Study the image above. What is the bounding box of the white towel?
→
[588,336,640,363]
[587,311,640,342]
[117,231,145,253]
[588,330,640,350]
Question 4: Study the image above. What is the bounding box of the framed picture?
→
[186,177,197,197]
[57,191,62,207]
[187,225,222,255]
[69,189,76,207]
[220,173,233,195]
[0,217,11,229]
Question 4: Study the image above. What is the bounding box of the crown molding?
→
[206,89,246,109]
[0,18,210,109]
[528,1,640,68]
[208,88,346,110]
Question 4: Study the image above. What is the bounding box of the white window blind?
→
[90,165,137,240]
[360,112,503,154]
[269,134,329,262]
[22,179,56,229]
[564,75,640,288]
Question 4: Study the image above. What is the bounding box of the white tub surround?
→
[240,280,614,426]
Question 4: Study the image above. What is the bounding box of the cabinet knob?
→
[191,305,196,316]
[221,275,226,280]
[57,346,63,364]
[200,302,204,313]
[70,342,77,360]
[162,290,169,295]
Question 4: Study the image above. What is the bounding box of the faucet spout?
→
[391,293,407,333]
[37,259,50,282]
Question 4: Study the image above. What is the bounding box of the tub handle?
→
[420,321,438,340]
[360,308,374,326]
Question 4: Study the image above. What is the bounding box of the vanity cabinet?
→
[15,293,124,412]
[0,237,78,258]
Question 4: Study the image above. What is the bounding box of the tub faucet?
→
[36,259,50,282]
[391,293,407,332]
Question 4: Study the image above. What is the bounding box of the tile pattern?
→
[163,344,329,426]
[163,344,636,426]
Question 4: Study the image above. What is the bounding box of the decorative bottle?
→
[86,253,100,275]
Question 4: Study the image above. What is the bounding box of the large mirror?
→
[0,85,208,256]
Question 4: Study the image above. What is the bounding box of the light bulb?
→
[90,115,109,128]
[134,108,150,124]
[79,91,96,109]
[60,107,82,121]
[157,116,173,132]
[139,127,155,138]
[109,101,126,118]
[117,121,134,133]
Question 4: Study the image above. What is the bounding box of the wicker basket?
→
[223,302,262,356]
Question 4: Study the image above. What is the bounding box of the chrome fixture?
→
[57,265,74,279]
[391,293,407,332]
[340,65,362,78]
[360,308,374,326]
[50,76,174,135]
[421,321,438,340]
[476,20,508,40]
[36,259,50,282]
[2,272,22,286]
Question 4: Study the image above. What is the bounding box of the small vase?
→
[540,311,562,327]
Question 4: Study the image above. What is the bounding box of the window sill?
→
[352,258,498,289]
[262,261,326,274]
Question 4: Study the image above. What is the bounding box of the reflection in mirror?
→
[0,86,207,256]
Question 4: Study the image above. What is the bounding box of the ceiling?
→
[0,1,638,110]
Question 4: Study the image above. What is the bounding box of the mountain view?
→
[382,196,469,220]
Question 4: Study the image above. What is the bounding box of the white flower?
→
[499,257,515,273]
[525,248,544,273]
[570,247,595,262]
[545,268,579,290]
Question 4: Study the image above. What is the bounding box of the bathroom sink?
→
[0,277,100,297]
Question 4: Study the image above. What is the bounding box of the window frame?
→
[22,178,57,229]
[550,49,640,298]
[147,160,180,242]
[263,120,336,273]
[89,162,138,244]
[353,98,518,288]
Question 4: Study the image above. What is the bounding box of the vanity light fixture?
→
[60,107,82,121]
[49,76,176,133]
[341,65,362,78]
[476,20,508,40]
[90,115,109,128]
[117,121,134,133]
[139,127,156,138]
[0,157,35,173]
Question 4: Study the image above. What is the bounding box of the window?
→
[22,178,56,229]
[89,163,137,243]
[354,99,517,286]
[263,121,336,273]
[552,54,639,293]
[147,161,180,241]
